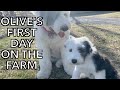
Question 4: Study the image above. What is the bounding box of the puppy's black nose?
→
[72,59,77,64]
[61,25,69,31]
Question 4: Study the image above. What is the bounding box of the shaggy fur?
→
[61,36,119,79]
[32,11,71,79]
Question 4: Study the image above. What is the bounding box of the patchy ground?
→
[71,12,120,25]
[0,11,120,79]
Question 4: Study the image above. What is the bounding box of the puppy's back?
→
[92,52,119,79]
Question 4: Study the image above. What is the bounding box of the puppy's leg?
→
[79,73,87,79]
[56,59,62,68]
[71,66,81,79]
[37,46,52,79]
[95,70,106,79]
[37,49,51,79]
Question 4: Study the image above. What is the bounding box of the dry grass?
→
[0,25,38,79]
[81,12,120,18]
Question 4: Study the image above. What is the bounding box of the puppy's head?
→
[64,36,97,65]
[40,11,71,38]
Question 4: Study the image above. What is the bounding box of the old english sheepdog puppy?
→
[32,11,71,79]
[61,36,119,79]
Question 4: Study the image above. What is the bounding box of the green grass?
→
[0,25,38,79]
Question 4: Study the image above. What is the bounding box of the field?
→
[0,11,120,79]
[82,12,120,18]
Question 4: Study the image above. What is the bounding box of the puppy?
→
[61,36,119,79]
[32,11,71,79]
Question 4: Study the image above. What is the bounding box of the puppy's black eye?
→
[69,49,72,52]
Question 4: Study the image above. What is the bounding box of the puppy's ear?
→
[83,41,92,54]
[43,11,60,26]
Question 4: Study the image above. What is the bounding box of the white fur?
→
[61,36,106,79]
[32,11,71,79]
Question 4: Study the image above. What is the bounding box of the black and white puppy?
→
[61,36,119,79]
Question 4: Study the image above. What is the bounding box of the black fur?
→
[92,52,119,79]
[83,41,92,53]
[78,41,92,59]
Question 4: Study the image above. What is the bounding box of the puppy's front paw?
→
[56,60,62,68]
[36,71,49,79]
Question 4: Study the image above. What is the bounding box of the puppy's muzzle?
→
[60,25,69,32]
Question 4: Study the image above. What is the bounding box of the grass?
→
[0,25,38,79]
